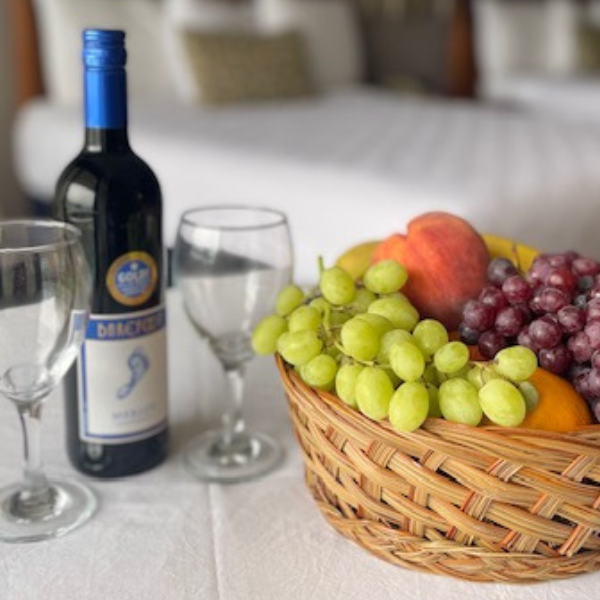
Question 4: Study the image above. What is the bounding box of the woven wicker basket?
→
[277,355,600,583]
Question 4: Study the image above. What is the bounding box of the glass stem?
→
[221,366,247,448]
[18,401,49,498]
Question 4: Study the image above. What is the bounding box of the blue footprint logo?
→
[117,347,150,399]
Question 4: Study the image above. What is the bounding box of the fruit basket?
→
[277,355,600,583]
[256,216,600,584]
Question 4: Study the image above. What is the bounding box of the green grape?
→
[493,346,538,382]
[434,341,470,374]
[377,329,414,363]
[479,379,527,427]
[412,319,449,359]
[300,354,338,390]
[288,305,322,333]
[309,297,331,316]
[320,266,356,306]
[389,340,426,382]
[383,291,409,302]
[354,313,393,336]
[364,259,408,294]
[252,314,288,355]
[519,381,540,413]
[422,363,439,386]
[355,366,394,420]
[340,318,380,361]
[335,363,364,408]
[466,364,502,389]
[427,384,442,418]
[349,287,376,314]
[276,284,305,316]
[330,310,352,326]
[382,366,401,387]
[443,364,471,380]
[326,345,342,360]
[388,381,430,432]
[438,378,483,426]
[277,330,323,366]
[367,297,420,331]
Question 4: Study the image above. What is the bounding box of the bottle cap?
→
[83,29,126,69]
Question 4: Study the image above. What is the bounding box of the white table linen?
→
[1,290,599,599]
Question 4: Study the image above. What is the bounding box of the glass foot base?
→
[183,431,283,483]
[0,479,97,543]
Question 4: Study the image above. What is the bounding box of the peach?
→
[373,212,489,330]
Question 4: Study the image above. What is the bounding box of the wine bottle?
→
[54,29,168,477]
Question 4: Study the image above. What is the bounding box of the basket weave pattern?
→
[277,356,600,583]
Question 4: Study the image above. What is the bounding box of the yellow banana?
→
[335,240,381,281]
[482,233,539,273]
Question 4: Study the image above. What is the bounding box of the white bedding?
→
[13,88,600,283]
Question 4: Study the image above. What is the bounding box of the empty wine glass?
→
[0,220,96,542]
[174,206,293,482]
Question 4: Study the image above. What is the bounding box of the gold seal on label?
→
[106,251,158,306]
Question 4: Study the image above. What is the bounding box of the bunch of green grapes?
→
[252,260,539,433]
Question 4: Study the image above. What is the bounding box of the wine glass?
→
[0,220,96,542]
[174,206,293,482]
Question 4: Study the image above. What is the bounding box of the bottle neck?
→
[84,65,130,152]
[84,128,130,152]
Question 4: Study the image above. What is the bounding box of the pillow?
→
[182,30,315,106]
[473,0,579,98]
[32,0,178,105]
[256,0,363,91]
[163,0,258,103]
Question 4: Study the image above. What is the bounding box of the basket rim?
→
[275,354,600,440]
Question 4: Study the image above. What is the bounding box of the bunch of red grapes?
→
[459,251,600,420]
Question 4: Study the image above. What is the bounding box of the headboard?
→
[7,0,477,108]
[7,0,45,107]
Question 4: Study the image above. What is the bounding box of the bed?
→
[9,0,600,284]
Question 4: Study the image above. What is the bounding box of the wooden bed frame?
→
[6,0,477,108]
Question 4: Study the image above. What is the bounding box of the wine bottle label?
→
[77,305,168,444]
[106,252,158,307]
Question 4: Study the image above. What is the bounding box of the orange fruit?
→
[521,368,592,432]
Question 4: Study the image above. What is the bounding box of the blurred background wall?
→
[0,0,26,217]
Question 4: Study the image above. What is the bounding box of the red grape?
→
[587,298,600,321]
[587,368,600,399]
[462,300,496,332]
[567,331,594,363]
[585,320,600,351]
[478,285,508,311]
[517,326,538,352]
[478,329,507,359]
[545,267,577,294]
[572,257,600,277]
[537,286,570,313]
[557,305,585,334]
[529,316,563,349]
[487,258,518,287]
[502,275,533,303]
[458,323,480,346]
[495,306,526,337]
[527,256,552,285]
[538,345,572,375]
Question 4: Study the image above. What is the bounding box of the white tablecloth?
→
[1,291,600,599]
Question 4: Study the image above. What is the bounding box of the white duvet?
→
[14,87,600,283]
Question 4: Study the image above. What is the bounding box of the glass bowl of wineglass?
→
[174,206,293,482]
[0,219,96,542]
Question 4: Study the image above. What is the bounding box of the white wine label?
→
[106,251,158,306]
[78,305,168,444]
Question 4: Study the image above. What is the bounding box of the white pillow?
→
[163,0,258,104]
[33,0,178,105]
[256,0,363,91]
[474,0,579,99]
